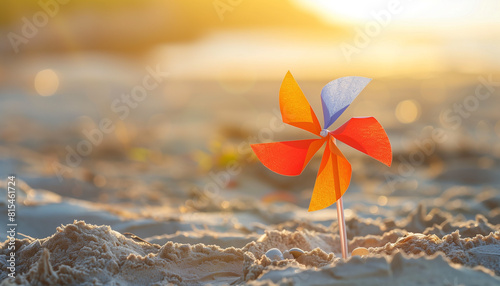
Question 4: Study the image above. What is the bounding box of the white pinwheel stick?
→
[337,197,348,259]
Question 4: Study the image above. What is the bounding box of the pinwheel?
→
[251,71,392,258]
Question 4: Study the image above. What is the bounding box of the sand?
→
[1,218,499,285]
[1,179,500,285]
[1,57,500,285]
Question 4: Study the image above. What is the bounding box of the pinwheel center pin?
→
[251,71,392,259]
[320,129,330,137]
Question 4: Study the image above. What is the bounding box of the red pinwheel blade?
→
[279,71,322,136]
[308,138,351,212]
[251,138,325,176]
[331,117,392,166]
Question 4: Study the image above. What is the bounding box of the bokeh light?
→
[34,69,59,96]
[395,99,420,124]
[377,196,388,206]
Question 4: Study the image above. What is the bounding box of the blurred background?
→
[1,0,500,238]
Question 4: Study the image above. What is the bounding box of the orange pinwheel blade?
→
[279,71,322,136]
[308,137,351,212]
[331,117,392,167]
[251,139,325,176]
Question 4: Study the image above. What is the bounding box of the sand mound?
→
[2,220,500,285]
[1,221,244,285]
[375,230,500,274]
[249,252,500,285]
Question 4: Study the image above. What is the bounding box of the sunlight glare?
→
[293,0,492,25]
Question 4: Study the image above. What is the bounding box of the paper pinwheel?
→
[251,71,392,258]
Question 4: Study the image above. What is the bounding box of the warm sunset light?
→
[2,1,500,284]
[294,0,499,25]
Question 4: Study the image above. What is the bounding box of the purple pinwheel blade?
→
[321,76,372,128]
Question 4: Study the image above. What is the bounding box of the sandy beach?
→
[1,1,500,285]
[2,69,500,285]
